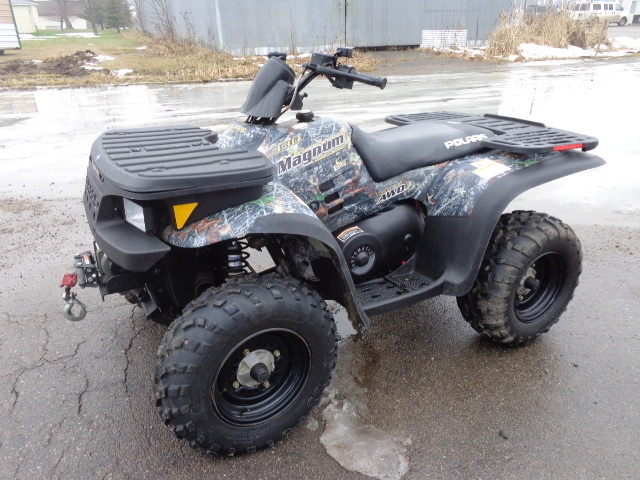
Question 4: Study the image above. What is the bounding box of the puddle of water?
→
[1,60,637,219]
[497,62,640,226]
[0,84,247,198]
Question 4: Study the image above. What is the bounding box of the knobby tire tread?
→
[153,274,337,455]
[457,210,582,346]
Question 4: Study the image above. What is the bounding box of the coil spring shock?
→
[226,240,251,276]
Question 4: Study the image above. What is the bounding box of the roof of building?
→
[31,0,85,17]
[10,0,38,6]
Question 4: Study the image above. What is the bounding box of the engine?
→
[334,203,424,282]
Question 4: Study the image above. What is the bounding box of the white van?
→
[570,2,630,25]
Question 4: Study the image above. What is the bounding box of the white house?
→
[9,0,38,34]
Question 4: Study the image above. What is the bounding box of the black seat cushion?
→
[351,121,494,182]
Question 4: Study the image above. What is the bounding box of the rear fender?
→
[421,150,605,295]
[163,182,369,329]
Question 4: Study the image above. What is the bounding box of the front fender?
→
[163,182,369,329]
[421,150,605,296]
[163,183,317,247]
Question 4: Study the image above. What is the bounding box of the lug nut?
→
[273,350,280,358]
[243,349,250,356]
[263,381,270,388]
[232,381,240,389]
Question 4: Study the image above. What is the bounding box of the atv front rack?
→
[90,125,272,196]
[385,111,598,154]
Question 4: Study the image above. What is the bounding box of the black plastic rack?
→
[385,111,598,154]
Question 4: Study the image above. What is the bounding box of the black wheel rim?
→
[514,252,566,323]
[212,329,310,426]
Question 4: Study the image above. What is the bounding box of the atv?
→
[61,48,604,455]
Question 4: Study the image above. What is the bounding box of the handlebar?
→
[314,65,387,90]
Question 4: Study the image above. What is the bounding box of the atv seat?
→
[351,122,494,182]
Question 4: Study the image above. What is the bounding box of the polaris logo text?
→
[444,134,488,149]
[277,134,346,175]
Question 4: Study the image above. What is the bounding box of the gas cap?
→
[296,110,314,122]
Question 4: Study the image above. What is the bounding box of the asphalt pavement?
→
[0,52,639,479]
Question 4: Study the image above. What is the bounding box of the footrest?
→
[356,273,430,306]
[385,111,598,154]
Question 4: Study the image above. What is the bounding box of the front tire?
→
[154,274,337,455]
[457,211,582,346]
[619,17,628,26]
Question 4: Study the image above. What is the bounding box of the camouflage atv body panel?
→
[163,117,555,248]
[163,182,316,247]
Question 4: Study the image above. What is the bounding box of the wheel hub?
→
[514,253,566,323]
[517,265,538,298]
[236,349,275,387]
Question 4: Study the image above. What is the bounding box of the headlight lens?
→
[123,198,149,232]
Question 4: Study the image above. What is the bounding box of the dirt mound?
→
[0,50,107,77]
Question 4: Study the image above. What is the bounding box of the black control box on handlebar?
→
[337,47,353,58]
[310,52,336,69]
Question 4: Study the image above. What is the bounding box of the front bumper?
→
[84,164,170,273]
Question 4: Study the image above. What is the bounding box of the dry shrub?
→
[141,39,380,81]
[349,51,380,72]
[486,10,611,58]
[142,38,261,80]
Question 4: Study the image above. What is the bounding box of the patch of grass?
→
[0,30,379,89]
[9,30,143,60]
[486,11,611,58]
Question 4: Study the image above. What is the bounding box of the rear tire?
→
[619,17,628,26]
[457,211,582,347]
[154,274,337,455]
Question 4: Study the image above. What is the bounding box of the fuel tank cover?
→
[296,110,315,122]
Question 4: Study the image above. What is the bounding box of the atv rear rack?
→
[385,111,598,154]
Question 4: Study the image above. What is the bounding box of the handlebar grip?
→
[315,65,387,90]
[351,72,387,90]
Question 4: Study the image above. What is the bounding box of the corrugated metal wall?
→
[136,0,512,55]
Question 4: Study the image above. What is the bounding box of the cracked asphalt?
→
[1,55,640,479]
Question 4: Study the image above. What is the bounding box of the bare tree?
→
[83,0,103,35]
[148,0,177,43]
[132,0,148,34]
[52,0,75,30]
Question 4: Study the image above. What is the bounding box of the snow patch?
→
[610,36,640,52]
[319,345,409,480]
[518,43,596,59]
[113,69,134,77]
[92,54,115,63]
[321,401,409,480]
[428,35,640,62]
[135,45,148,50]
[56,32,99,38]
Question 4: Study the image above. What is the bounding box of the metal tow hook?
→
[61,273,87,322]
[62,287,87,322]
